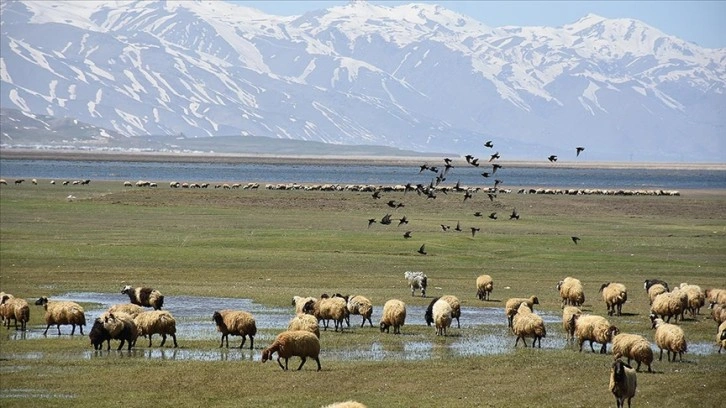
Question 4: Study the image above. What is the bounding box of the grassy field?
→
[1,178,725,407]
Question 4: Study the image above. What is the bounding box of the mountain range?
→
[1,0,724,162]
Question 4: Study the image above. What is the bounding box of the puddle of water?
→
[0,389,75,399]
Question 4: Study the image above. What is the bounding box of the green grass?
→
[1,179,725,407]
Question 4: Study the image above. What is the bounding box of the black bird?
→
[455,221,462,232]
[489,152,500,162]
[463,190,473,201]
[576,147,585,157]
[509,208,520,220]
[419,164,429,173]
[381,214,392,225]
[481,172,490,178]
[484,140,494,148]
[441,224,451,231]
[465,154,474,164]
[454,180,463,192]
[548,155,558,162]
[488,212,497,220]
[444,158,453,165]
[572,236,581,244]
[474,212,483,217]
[487,192,497,202]
[418,244,427,255]
[372,190,382,199]
[470,227,480,237]
[492,163,502,174]
[387,200,398,208]
[429,166,439,173]
[470,158,480,167]
[403,231,413,239]
[494,179,503,188]
[367,218,377,228]
[398,216,409,226]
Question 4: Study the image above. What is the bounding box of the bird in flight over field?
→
[510,208,520,220]
[489,212,497,220]
[403,231,412,239]
[572,236,581,244]
[576,147,585,157]
[367,218,376,228]
[489,152,500,161]
[418,244,427,255]
[471,227,480,237]
[548,155,558,162]
[484,140,494,148]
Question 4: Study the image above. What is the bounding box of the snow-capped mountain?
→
[1,0,724,161]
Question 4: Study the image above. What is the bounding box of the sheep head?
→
[612,360,631,381]
[0,295,9,304]
[121,285,132,294]
[556,281,563,291]
[302,299,316,315]
[212,311,224,326]
[531,296,540,305]
[599,283,609,293]
[607,325,620,340]
[34,297,49,306]
[261,348,272,363]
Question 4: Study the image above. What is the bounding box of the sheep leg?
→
[147,334,153,347]
[106,340,111,351]
[239,336,246,349]
[313,357,321,371]
[297,357,307,371]
[589,340,596,353]
[160,334,167,347]
[248,336,253,350]
[277,357,286,371]
[117,340,125,351]
[219,334,226,348]
[600,343,607,354]
[456,317,460,329]
[171,334,178,348]
[659,348,664,361]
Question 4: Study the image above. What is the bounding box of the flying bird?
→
[403,231,413,239]
[492,163,502,174]
[444,158,453,165]
[509,208,520,220]
[470,227,480,237]
[484,140,494,148]
[571,236,581,244]
[474,212,483,217]
[489,152,500,162]
[372,190,381,199]
[465,154,474,164]
[470,158,480,167]
[576,147,585,157]
[419,164,429,173]
[455,221,462,232]
[418,244,427,255]
[398,216,409,226]
[488,212,497,220]
[548,155,558,162]
[481,172,490,178]
[463,190,473,201]
[367,218,376,228]
[380,214,392,225]
[487,192,497,202]
[387,200,398,208]
[441,224,451,231]
[494,179,503,188]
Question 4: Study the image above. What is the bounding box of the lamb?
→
[379,299,406,334]
[303,296,347,332]
[34,297,86,335]
[647,283,668,305]
[572,314,619,354]
[431,298,453,336]
[556,277,585,308]
[346,295,374,328]
[287,313,320,338]
[404,271,427,297]
[679,283,705,317]
[512,303,546,348]
[133,310,178,347]
[609,359,637,408]
[212,310,257,349]
[612,333,654,372]
[476,274,493,301]
[292,295,317,314]
[650,290,686,323]
[121,285,164,310]
[93,311,138,351]
[705,288,726,305]
[562,306,582,341]
[600,282,628,316]
[1,296,30,331]
[650,314,687,362]
[710,301,726,325]
[261,330,321,371]
[505,295,539,328]
[644,279,669,292]
[107,303,144,318]
[718,321,726,353]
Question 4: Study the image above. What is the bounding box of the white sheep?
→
[431,298,453,336]
[609,359,637,408]
[556,277,585,308]
[212,310,257,349]
[512,303,546,348]
[650,290,686,323]
[404,271,427,297]
[647,283,668,305]
[321,401,367,408]
[679,283,705,317]
[287,313,320,338]
[261,330,321,371]
[346,295,374,328]
[379,299,406,334]
[504,295,539,328]
[292,295,317,315]
[572,314,619,354]
[476,274,493,301]
[650,314,687,362]
[35,297,86,335]
[710,301,726,325]
[303,296,347,332]
[1,295,30,331]
[107,303,144,318]
[133,310,178,348]
[718,321,726,353]
[121,285,164,310]
[705,288,726,305]
[612,333,653,372]
[600,282,628,316]
[562,306,582,341]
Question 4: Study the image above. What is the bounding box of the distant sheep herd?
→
[2,274,725,407]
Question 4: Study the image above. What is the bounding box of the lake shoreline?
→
[2,148,725,170]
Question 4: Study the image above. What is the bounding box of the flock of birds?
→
[366,141,586,255]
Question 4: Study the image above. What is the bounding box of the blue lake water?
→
[1,158,725,189]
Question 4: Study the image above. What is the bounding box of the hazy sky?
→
[230,1,726,49]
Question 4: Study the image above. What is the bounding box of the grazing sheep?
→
[650,290,686,323]
[34,297,86,335]
[261,330,321,371]
[212,310,257,349]
[644,279,669,292]
[679,283,705,317]
[292,296,317,315]
[426,295,461,328]
[512,303,546,348]
[556,277,585,308]
[107,303,144,318]
[287,313,320,338]
[0,293,14,325]
[322,401,367,408]
[476,274,494,301]
[89,318,113,351]
[650,314,687,362]
[705,288,726,305]
[303,296,347,332]
[572,314,619,354]
[600,282,628,316]
[404,271,427,297]
[431,298,453,336]
[647,283,668,305]
[610,359,637,408]
[612,333,654,372]
[346,295,374,328]
[505,296,539,328]
[562,306,582,341]
[710,301,726,325]
[1,296,30,331]
[379,299,406,334]
[133,310,178,347]
[93,312,138,351]
[121,285,164,310]
[718,321,726,353]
